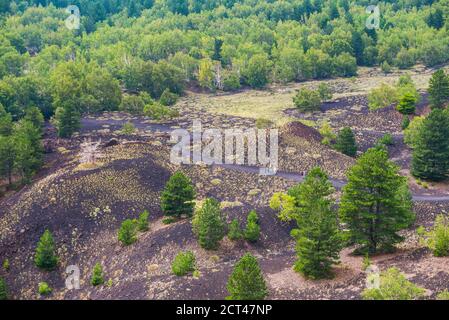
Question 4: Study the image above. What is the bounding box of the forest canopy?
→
[0,0,449,123]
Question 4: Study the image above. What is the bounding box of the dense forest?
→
[0,0,449,181]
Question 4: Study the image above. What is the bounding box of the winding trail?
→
[82,117,449,203]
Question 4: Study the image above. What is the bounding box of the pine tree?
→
[118,219,137,246]
[137,210,150,232]
[292,167,342,278]
[428,70,449,109]
[412,109,449,181]
[228,219,243,241]
[226,253,268,300]
[91,263,105,286]
[244,210,260,242]
[0,136,15,186]
[0,104,13,136]
[34,229,58,271]
[396,93,417,115]
[192,198,225,250]
[161,171,196,217]
[335,127,357,157]
[340,148,415,254]
[0,277,8,300]
[53,104,81,138]
[23,106,44,132]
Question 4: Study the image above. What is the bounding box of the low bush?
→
[172,251,196,276]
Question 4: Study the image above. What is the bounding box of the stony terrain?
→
[1,66,449,300]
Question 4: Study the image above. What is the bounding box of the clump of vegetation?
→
[137,210,150,232]
[317,83,333,101]
[161,171,196,218]
[144,101,179,120]
[340,148,415,255]
[244,210,260,243]
[118,219,137,246]
[377,133,394,147]
[34,229,58,271]
[159,89,179,106]
[437,290,449,300]
[226,253,268,300]
[120,122,135,134]
[334,127,357,157]
[319,120,336,146]
[417,215,449,257]
[293,88,322,112]
[368,83,398,111]
[402,116,411,130]
[192,198,225,250]
[362,254,371,271]
[91,263,105,286]
[381,61,392,74]
[172,251,196,276]
[38,282,52,296]
[228,219,243,241]
[255,118,274,129]
[362,268,425,300]
[0,277,8,300]
[2,259,9,272]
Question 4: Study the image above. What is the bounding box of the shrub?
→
[368,83,398,110]
[38,282,52,296]
[91,263,105,286]
[293,88,321,112]
[3,259,9,271]
[0,277,8,300]
[244,210,260,242]
[192,198,226,250]
[226,253,268,300]
[362,268,425,300]
[161,171,196,218]
[381,61,392,74]
[144,102,179,120]
[228,219,243,241]
[118,219,137,246]
[335,127,357,157]
[319,120,336,145]
[437,290,449,300]
[402,116,410,130]
[137,210,150,232]
[119,94,149,115]
[404,116,425,148]
[171,251,196,276]
[120,122,135,134]
[317,83,333,101]
[255,118,274,129]
[418,214,449,257]
[377,133,394,147]
[223,70,241,91]
[159,89,178,106]
[34,229,58,271]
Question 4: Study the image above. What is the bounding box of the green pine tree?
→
[412,109,449,181]
[428,70,449,109]
[396,93,417,115]
[91,263,105,286]
[292,167,342,279]
[0,277,8,300]
[161,171,196,217]
[244,210,260,242]
[118,219,137,246]
[340,148,415,254]
[226,253,268,300]
[53,104,81,138]
[34,229,58,271]
[0,104,13,136]
[192,198,225,250]
[335,127,357,157]
[137,210,150,232]
[228,219,243,241]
